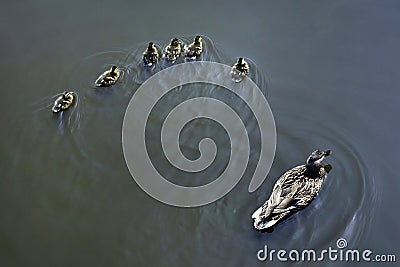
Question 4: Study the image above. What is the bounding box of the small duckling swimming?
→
[231,58,249,82]
[252,150,332,231]
[95,66,120,87]
[163,38,183,63]
[52,91,75,113]
[143,42,159,67]
[185,35,203,61]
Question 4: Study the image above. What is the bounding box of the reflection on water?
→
[5,34,378,266]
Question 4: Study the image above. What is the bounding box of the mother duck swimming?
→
[252,149,332,231]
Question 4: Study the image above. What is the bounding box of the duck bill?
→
[324,150,331,157]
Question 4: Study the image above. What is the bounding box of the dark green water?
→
[1,1,399,266]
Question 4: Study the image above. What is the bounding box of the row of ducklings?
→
[142,36,249,81]
[144,35,203,66]
[50,37,334,232]
[52,36,249,113]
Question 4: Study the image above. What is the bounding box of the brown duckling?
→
[143,42,159,67]
[52,91,75,113]
[230,58,249,83]
[184,35,203,61]
[163,38,183,63]
[95,66,120,87]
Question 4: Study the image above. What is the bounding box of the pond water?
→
[1,1,399,267]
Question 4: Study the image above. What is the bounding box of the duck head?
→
[235,57,248,71]
[194,35,202,45]
[147,42,156,52]
[171,38,180,47]
[111,66,119,75]
[65,91,73,97]
[306,150,331,166]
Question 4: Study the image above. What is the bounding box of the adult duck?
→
[252,150,332,231]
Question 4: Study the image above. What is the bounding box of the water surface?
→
[1,1,399,266]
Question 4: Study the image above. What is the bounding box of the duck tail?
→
[252,204,277,230]
[264,219,279,229]
[252,206,263,220]
[52,106,61,113]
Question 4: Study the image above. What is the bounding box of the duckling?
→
[52,91,75,113]
[163,38,183,63]
[95,66,120,87]
[252,150,332,231]
[185,35,203,61]
[143,42,159,67]
[231,58,249,82]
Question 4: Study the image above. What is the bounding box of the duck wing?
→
[252,165,309,229]
[262,165,307,217]
[95,73,117,87]
[253,163,329,230]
